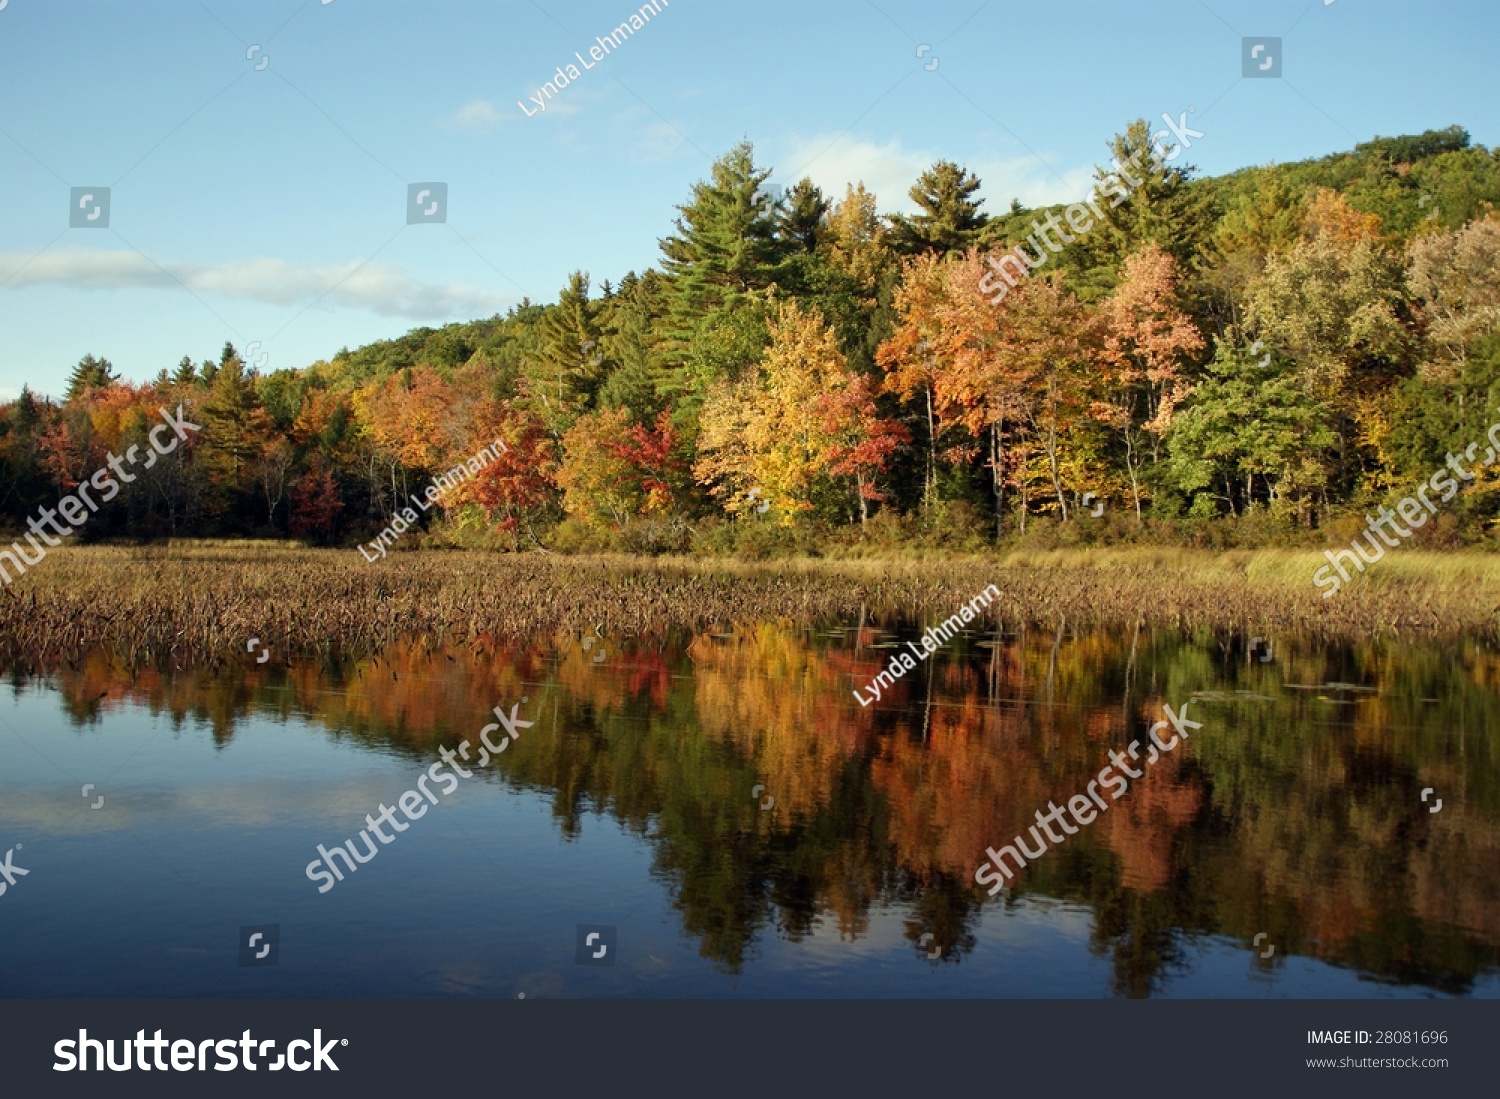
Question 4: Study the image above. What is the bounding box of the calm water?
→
[0,619,1497,999]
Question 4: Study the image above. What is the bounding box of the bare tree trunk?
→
[990,420,1005,539]
[1046,422,1068,521]
[1125,429,1143,521]
[925,385,937,512]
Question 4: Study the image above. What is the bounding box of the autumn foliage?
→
[6,126,1500,550]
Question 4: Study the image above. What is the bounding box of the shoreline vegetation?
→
[0,543,1493,668]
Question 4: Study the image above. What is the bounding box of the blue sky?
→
[1,0,1495,397]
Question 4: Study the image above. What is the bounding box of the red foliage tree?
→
[289,459,345,542]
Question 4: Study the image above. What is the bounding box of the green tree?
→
[64,354,116,401]
[525,271,603,437]
[595,271,671,423]
[1076,119,1215,284]
[0,385,51,518]
[1356,125,1469,166]
[888,160,989,256]
[1200,170,1304,334]
[1166,341,1337,522]
[198,346,274,525]
[778,178,830,254]
[1243,200,1410,495]
[658,142,785,381]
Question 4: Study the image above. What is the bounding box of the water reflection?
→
[8,619,1500,997]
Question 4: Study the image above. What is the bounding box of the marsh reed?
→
[0,542,1491,670]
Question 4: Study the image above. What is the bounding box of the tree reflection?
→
[36,623,1500,993]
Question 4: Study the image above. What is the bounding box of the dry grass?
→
[0,541,1494,668]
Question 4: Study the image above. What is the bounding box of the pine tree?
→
[526,271,603,436]
[198,348,272,523]
[596,271,669,423]
[64,354,116,401]
[13,385,41,433]
[779,178,830,253]
[173,356,199,386]
[1077,119,1215,280]
[1,386,49,517]
[888,161,989,256]
[658,142,785,375]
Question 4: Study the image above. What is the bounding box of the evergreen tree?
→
[173,356,199,386]
[779,178,830,253]
[888,160,989,256]
[64,354,116,401]
[12,385,41,433]
[1076,119,1215,282]
[198,348,272,524]
[596,271,670,423]
[658,142,785,378]
[526,271,603,436]
[0,386,49,516]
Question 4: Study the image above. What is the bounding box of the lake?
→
[1,618,1496,998]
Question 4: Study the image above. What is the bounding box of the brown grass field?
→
[0,541,1493,668]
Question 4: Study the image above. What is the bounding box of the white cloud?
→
[0,248,515,319]
[516,95,581,119]
[773,134,1096,217]
[449,98,506,131]
[632,120,694,163]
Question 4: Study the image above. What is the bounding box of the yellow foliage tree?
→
[696,301,893,524]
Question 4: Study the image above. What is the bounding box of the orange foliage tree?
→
[1097,243,1204,519]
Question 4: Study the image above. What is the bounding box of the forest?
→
[5,121,1500,557]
